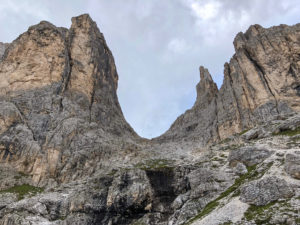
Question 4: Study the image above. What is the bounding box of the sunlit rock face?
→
[0,14,137,185]
[0,14,300,225]
[158,24,300,145]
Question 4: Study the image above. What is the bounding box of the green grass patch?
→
[184,161,275,225]
[0,184,44,200]
[134,159,174,171]
[184,165,258,225]
[243,199,297,224]
[185,200,220,225]
[239,129,250,136]
[272,127,300,136]
[58,216,66,221]
[244,201,276,222]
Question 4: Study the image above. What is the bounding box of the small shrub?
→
[0,184,44,200]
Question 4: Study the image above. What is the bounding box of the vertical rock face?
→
[0,14,137,184]
[159,24,300,145]
[0,42,9,61]
[0,14,135,135]
[160,67,219,144]
[1,15,300,225]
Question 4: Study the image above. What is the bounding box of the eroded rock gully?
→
[0,14,300,225]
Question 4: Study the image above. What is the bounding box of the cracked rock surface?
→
[0,14,300,225]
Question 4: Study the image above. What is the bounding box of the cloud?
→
[1,0,300,138]
[167,38,190,54]
[190,1,221,20]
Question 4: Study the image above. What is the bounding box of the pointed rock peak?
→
[199,66,213,82]
[223,63,231,79]
[245,24,263,38]
[234,24,264,50]
[71,14,97,32]
[27,20,61,35]
[196,66,218,105]
[233,32,245,50]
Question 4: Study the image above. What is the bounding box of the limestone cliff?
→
[0,42,8,61]
[0,14,137,185]
[0,15,300,225]
[159,24,300,145]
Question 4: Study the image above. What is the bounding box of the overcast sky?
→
[1,0,300,138]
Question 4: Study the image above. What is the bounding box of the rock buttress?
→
[159,23,300,145]
[0,14,137,184]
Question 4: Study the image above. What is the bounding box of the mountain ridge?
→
[0,14,299,225]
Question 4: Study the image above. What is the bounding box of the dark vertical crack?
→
[214,98,221,141]
[57,30,74,96]
[225,64,243,128]
[11,101,37,142]
[54,30,74,114]
[243,48,280,114]
[89,76,96,123]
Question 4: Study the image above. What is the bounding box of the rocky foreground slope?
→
[0,14,299,225]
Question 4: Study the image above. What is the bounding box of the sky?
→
[1,0,300,138]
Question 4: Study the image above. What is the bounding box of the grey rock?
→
[228,146,273,167]
[240,176,294,206]
[234,162,248,175]
[285,152,300,179]
[273,114,300,134]
[106,169,153,213]
[1,14,300,225]
[187,168,221,199]
[241,127,269,140]
[158,24,300,145]
[0,193,17,212]
[0,43,8,62]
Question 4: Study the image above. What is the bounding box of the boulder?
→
[240,176,294,206]
[285,152,300,179]
[228,146,273,167]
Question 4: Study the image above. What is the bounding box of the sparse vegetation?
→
[184,162,276,225]
[272,127,300,136]
[239,129,250,136]
[14,172,29,180]
[244,201,276,222]
[57,216,67,221]
[0,184,44,200]
[185,164,258,225]
[219,138,230,144]
[134,159,175,171]
[243,200,298,224]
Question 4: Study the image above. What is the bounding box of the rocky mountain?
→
[159,24,300,145]
[0,42,9,61]
[0,14,299,225]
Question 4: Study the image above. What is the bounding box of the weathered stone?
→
[159,24,300,146]
[1,14,300,225]
[228,146,273,167]
[106,169,153,213]
[240,176,294,206]
[285,152,300,179]
[0,42,8,61]
[0,14,138,185]
[234,162,248,175]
